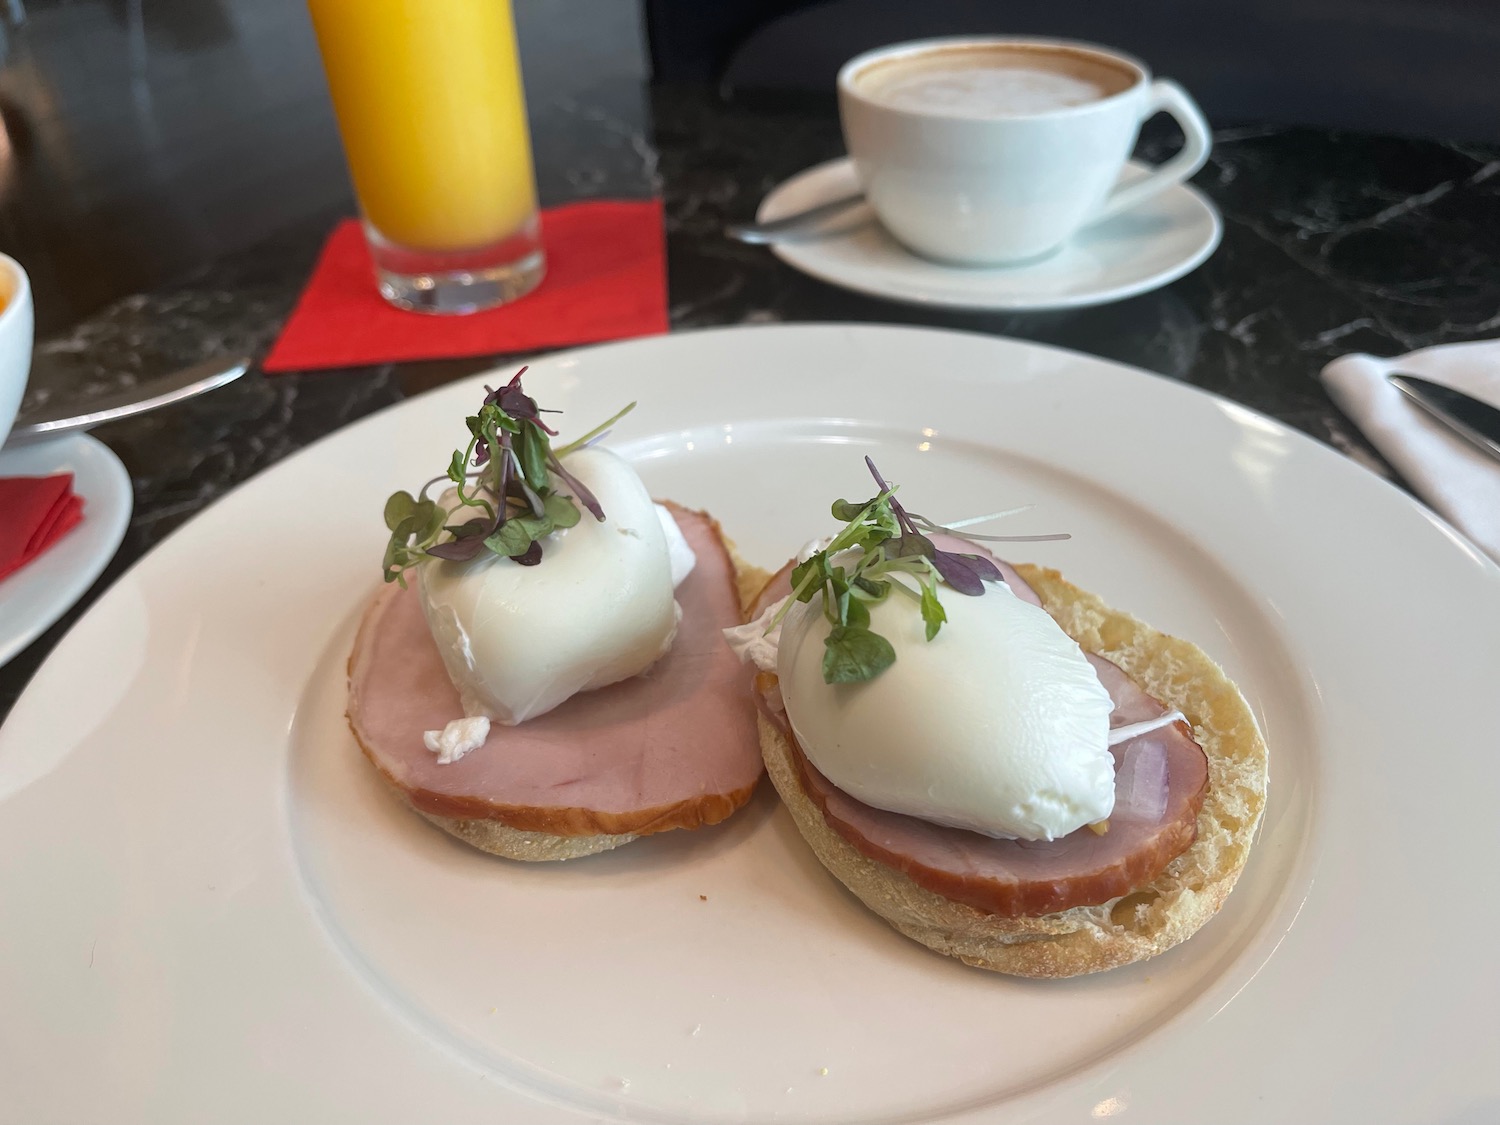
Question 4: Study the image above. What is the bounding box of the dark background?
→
[651,0,1500,142]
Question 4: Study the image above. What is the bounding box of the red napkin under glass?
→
[0,473,84,583]
[263,199,669,373]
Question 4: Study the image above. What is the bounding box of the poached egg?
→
[774,574,1116,841]
[418,447,693,727]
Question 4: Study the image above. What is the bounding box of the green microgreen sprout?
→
[380,367,635,585]
[771,456,1070,685]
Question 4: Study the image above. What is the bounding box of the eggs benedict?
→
[727,457,1268,977]
[347,370,764,860]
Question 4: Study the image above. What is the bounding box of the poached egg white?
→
[775,575,1116,840]
[417,447,692,727]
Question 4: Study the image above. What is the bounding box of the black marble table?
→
[1,0,1497,722]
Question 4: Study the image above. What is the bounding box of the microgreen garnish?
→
[773,457,1069,685]
[380,367,634,585]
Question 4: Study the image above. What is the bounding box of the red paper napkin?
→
[263,199,669,372]
[0,473,84,583]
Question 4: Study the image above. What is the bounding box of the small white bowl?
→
[0,253,34,449]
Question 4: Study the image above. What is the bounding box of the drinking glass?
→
[307,0,545,314]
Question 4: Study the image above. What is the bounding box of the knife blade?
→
[8,354,251,443]
[1387,372,1500,466]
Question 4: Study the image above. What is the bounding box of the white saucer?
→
[758,157,1222,310]
[0,433,132,667]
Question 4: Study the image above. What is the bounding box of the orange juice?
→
[307,0,538,253]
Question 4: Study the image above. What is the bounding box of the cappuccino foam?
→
[858,47,1133,118]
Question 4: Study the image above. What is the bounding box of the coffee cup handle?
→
[1092,79,1211,223]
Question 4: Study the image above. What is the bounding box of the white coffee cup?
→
[0,253,33,448]
[838,37,1212,265]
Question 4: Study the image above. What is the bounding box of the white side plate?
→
[0,433,131,667]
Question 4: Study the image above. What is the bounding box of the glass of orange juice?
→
[307,0,544,314]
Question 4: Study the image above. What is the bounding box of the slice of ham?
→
[749,551,1209,917]
[347,503,763,837]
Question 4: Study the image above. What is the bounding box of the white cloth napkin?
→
[1322,339,1500,561]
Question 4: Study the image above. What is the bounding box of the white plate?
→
[0,433,131,667]
[1,325,1496,1125]
[759,158,1222,310]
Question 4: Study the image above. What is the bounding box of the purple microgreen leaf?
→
[963,551,1004,581]
[446,517,491,541]
[547,453,605,520]
[493,441,512,505]
[929,549,1001,595]
[437,485,507,556]
[929,551,985,595]
[888,532,934,559]
[863,456,924,532]
[485,367,560,435]
[514,540,544,566]
[481,367,525,407]
[426,536,488,562]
